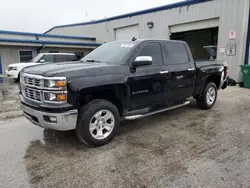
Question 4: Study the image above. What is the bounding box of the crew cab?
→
[6,53,77,81]
[19,39,228,146]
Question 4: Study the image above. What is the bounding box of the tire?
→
[76,99,120,147]
[196,82,217,110]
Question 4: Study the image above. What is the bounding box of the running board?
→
[124,101,190,120]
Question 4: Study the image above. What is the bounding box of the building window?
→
[19,51,33,62]
[74,52,84,60]
[49,50,59,53]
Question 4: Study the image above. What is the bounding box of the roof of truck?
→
[113,38,187,44]
[38,53,75,55]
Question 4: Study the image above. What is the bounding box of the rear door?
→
[163,42,196,101]
[127,42,169,110]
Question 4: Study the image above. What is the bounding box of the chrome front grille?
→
[22,76,42,88]
[21,73,43,102]
[20,73,67,104]
[23,87,42,102]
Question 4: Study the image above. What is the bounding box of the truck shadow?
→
[34,99,200,148]
[23,99,221,186]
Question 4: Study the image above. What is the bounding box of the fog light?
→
[49,116,57,122]
[44,115,57,123]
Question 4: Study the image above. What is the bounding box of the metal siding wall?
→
[0,46,37,72]
[48,0,250,81]
[39,47,92,54]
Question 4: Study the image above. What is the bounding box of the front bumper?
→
[21,103,78,131]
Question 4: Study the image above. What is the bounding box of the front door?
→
[127,42,169,110]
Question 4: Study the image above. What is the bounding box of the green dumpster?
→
[241,65,250,88]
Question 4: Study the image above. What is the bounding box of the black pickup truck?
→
[19,39,228,146]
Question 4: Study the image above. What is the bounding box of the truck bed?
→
[195,60,227,68]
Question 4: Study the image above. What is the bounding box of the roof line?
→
[0,30,96,41]
[44,0,208,34]
[0,38,101,47]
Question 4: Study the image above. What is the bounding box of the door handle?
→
[160,70,169,74]
[188,68,195,71]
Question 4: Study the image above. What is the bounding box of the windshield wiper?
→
[85,59,103,63]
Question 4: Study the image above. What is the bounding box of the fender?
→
[67,73,128,107]
[194,64,224,95]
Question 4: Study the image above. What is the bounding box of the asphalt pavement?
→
[1,78,250,188]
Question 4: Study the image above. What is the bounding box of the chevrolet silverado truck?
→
[19,39,228,146]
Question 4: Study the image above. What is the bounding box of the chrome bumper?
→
[21,104,78,131]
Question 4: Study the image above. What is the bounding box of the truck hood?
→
[22,61,126,78]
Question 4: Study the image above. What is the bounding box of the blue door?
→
[0,56,2,74]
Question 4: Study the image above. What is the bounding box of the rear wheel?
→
[76,99,120,147]
[196,82,217,110]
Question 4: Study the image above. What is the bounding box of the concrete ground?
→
[1,77,250,188]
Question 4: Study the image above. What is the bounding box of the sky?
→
[0,0,181,33]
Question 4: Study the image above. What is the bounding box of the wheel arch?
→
[75,84,128,114]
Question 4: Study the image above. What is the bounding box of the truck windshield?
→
[81,41,137,64]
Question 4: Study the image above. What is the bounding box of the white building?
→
[44,0,250,82]
[0,30,100,74]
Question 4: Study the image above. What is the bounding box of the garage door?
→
[115,25,139,40]
[170,28,218,60]
[169,18,219,33]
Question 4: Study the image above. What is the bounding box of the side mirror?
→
[131,56,152,68]
[39,59,45,63]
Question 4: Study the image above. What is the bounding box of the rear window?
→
[55,55,67,62]
[165,43,189,64]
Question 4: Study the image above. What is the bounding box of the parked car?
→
[6,53,77,81]
[19,39,228,146]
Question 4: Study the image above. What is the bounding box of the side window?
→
[55,55,67,62]
[137,43,163,65]
[66,55,77,61]
[40,55,54,63]
[165,43,189,64]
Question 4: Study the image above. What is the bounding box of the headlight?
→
[44,91,67,103]
[43,77,67,103]
[9,66,17,71]
[44,78,66,89]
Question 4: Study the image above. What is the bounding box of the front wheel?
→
[76,99,120,147]
[196,82,217,110]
